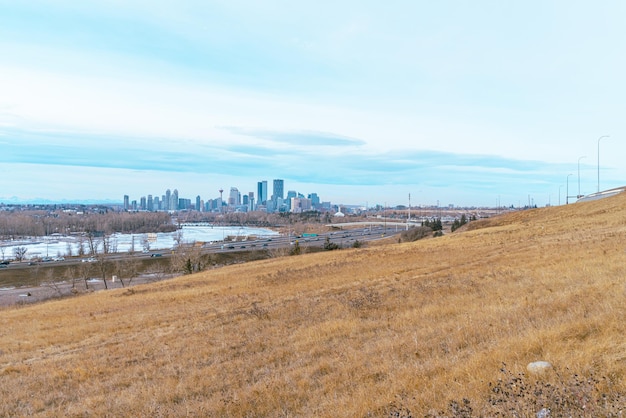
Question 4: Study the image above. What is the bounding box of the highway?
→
[202,225,402,253]
[1,225,404,273]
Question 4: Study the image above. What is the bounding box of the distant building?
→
[123,195,129,211]
[171,189,179,211]
[165,189,171,211]
[257,181,268,205]
[308,193,320,209]
[291,197,312,213]
[271,179,284,212]
[248,192,255,211]
[286,190,297,211]
[179,198,191,210]
[228,187,240,206]
[273,179,284,201]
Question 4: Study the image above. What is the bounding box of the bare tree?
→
[86,233,100,256]
[173,230,184,249]
[129,235,136,255]
[95,252,108,290]
[65,241,73,257]
[77,236,86,256]
[145,261,168,283]
[113,258,140,288]
[76,260,92,290]
[170,242,205,275]
[43,269,63,297]
[64,266,81,293]
[13,246,27,262]
[102,234,111,254]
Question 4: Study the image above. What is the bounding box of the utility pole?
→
[407,193,411,230]
[577,156,586,199]
[597,135,610,193]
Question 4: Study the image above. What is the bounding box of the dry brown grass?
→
[2,194,626,416]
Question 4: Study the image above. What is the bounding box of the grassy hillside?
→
[1,193,626,416]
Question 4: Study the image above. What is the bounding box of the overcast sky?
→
[1,1,624,207]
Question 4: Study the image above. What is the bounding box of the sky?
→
[1,1,625,208]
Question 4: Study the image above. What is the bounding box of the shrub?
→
[290,241,301,255]
[451,214,468,232]
[323,237,340,251]
[399,226,432,242]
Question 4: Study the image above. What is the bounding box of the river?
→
[0,224,279,261]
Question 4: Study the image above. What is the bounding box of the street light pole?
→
[577,156,586,199]
[407,193,411,230]
[566,173,573,204]
[597,135,610,193]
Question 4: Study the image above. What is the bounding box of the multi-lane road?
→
[203,225,402,253]
[1,225,404,272]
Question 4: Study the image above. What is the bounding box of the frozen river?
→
[0,224,279,260]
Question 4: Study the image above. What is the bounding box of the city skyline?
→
[1,2,625,207]
[122,178,330,213]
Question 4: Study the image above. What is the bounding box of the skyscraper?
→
[308,193,320,209]
[171,189,179,211]
[248,192,255,211]
[286,190,297,211]
[165,189,171,211]
[228,187,240,206]
[257,181,268,205]
[123,195,129,211]
[273,179,284,201]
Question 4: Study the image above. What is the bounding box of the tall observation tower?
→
[219,189,224,212]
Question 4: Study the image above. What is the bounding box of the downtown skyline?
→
[123,178,328,213]
[1,2,625,207]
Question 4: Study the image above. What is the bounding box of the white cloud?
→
[1,1,625,206]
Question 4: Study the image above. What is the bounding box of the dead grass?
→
[1,194,626,416]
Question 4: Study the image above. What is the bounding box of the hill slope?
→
[2,193,626,416]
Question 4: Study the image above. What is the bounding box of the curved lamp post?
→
[577,156,586,199]
[597,135,610,193]
[567,173,573,204]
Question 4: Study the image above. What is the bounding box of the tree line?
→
[0,210,176,239]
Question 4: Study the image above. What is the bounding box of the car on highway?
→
[150,253,162,257]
